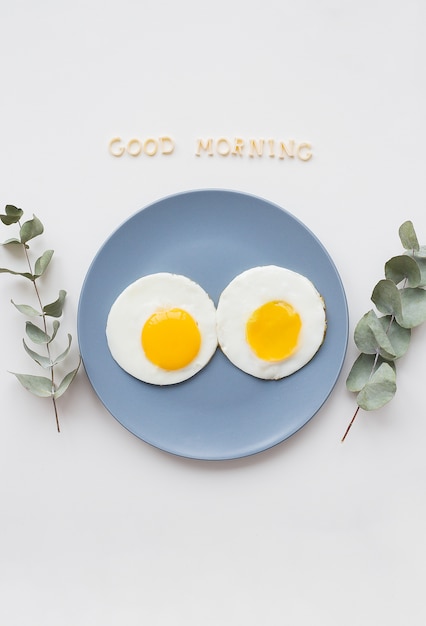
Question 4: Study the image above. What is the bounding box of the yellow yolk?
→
[141,308,201,370]
[246,300,302,361]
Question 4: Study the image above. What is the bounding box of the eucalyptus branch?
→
[342,220,426,441]
[0,204,80,431]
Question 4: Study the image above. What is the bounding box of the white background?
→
[1,1,426,624]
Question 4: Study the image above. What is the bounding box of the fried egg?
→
[106,273,217,385]
[216,265,326,379]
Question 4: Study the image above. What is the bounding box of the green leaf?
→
[408,252,426,287]
[346,353,395,392]
[354,311,379,354]
[10,372,53,397]
[0,205,23,225]
[51,334,72,366]
[385,255,421,287]
[1,237,22,246]
[413,245,426,259]
[366,311,397,357]
[49,320,60,343]
[34,249,54,277]
[354,309,395,356]
[25,321,51,344]
[0,267,34,280]
[356,362,397,411]
[399,220,419,251]
[54,359,81,399]
[371,279,402,318]
[11,300,41,317]
[20,214,43,244]
[397,287,426,328]
[22,339,52,368]
[43,290,66,317]
[378,317,411,360]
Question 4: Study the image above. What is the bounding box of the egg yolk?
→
[246,300,302,361]
[141,308,201,370]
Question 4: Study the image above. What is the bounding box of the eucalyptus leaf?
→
[397,287,426,328]
[10,372,53,397]
[20,214,43,244]
[366,311,397,357]
[0,205,23,225]
[377,316,411,360]
[399,220,419,251]
[343,220,426,441]
[51,334,72,366]
[356,362,397,411]
[1,238,22,246]
[371,279,402,318]
[413,245,426,259]
[346,353,395,393]
[43,290,66,318]
[54,360,81,399]
[353,311,379,354]
[1,205,81,429]
[0,267,34,280]
[11,300,40,317]
[34,249,54,277]
[22,339,52,368]
[354,309,395,356]
[409,252,426,287]
[25,321,51,344]
[49,320,60,343]
[385,255,421,287]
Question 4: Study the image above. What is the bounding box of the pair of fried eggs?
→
[106,266,327,385]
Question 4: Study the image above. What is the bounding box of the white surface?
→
[1,1,426,624]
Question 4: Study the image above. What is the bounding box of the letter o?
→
[144,138,158,157]
[127,138,143,157]
[216,137,231,156]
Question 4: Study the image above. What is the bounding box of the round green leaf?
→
[408,252,426,287]
[385,255,421,287]
[353,311,379,354]
[354,309,395,357]
[399,220,419,251]
[346,353,395,392]
[377,316,411,360]
[397,287,426,328]
[356,362,397,411]
[371,279,402,318]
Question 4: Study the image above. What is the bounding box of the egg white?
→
[216,265,326,379]
[106,273,218,385]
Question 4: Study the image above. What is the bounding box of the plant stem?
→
[20,228,60,432]
[343,311,398,442]
[341,405,360,442]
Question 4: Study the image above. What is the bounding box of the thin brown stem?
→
[341,405,360,442]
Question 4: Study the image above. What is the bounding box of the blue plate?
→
[78,189,348,460]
